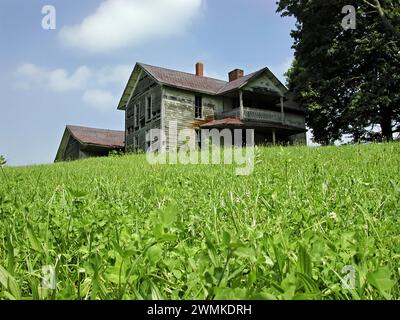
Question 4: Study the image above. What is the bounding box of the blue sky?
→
[0,0,298,166]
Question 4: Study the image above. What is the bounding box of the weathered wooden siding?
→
[62,137,118,161]
[243,72,284,96]
[126,72,162,151]
[64,136,80,160]
[163,86,223,151]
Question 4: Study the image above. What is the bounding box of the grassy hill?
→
[0,143,399,300]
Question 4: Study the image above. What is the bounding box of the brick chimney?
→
[229,69,244,82]
[195,62,204,77]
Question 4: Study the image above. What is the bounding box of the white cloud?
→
[96,65,132,86]
[16,63,43,78]
[59,0,203,53]
[47,67,91,91]
[17,63,131,90]
[15,63,131,111]
[16,64,91,92]
[82,89,118,111]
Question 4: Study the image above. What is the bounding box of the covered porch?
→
[217,89,305,130]
[200,118,307,146]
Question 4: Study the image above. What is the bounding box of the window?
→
[232,97,239,109]
[127,106,134,119]
[146,96,152,121]
[146,129,151,150]
[195,96,203,119]
[134,136,139,151]
[195,129,202,150]
[134,104,139,127]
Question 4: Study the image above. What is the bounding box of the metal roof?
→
[216,69,266,95]
[139,63,227,95]
[118,63,289,110]
[67,125,125,148]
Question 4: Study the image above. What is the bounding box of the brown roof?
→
[140,63,271,96]
[216,69,266,95]
[118,63,288,110]
[67,125,124,148]
[139,63,227,95]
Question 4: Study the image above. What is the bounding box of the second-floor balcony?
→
[215,107,305,129]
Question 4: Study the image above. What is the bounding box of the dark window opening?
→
[146,96,152,121]
[195,129,202,150]
[146,130,151,150]
[134,104,139,128]
[134,136,139,152]
[195,96,203,119]
[232,97,240,109]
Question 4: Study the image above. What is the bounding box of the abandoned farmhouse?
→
[56,62,306,161]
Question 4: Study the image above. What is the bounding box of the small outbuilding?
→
[55,125,124,162]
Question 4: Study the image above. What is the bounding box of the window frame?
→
[145,129,151,150]
[134,135,139,152]
[146,95,152,122]
[134,103,140,128]
[195,95,203,119]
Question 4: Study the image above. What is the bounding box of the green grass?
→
[0,143,399,300]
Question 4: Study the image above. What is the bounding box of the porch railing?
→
[216,108,305,129]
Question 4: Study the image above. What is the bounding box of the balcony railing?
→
[216,108,305,129]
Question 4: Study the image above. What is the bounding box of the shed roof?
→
[67,125,125,148]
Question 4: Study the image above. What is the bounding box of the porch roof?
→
[200,117,244,128]
[200,118,306,134]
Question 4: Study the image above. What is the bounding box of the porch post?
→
[239,90,244,120]
[280,96,285,124]
[272,129,276,145]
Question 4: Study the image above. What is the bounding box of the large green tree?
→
[277,0,400,144]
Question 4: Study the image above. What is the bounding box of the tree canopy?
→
[277,0,400,144]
